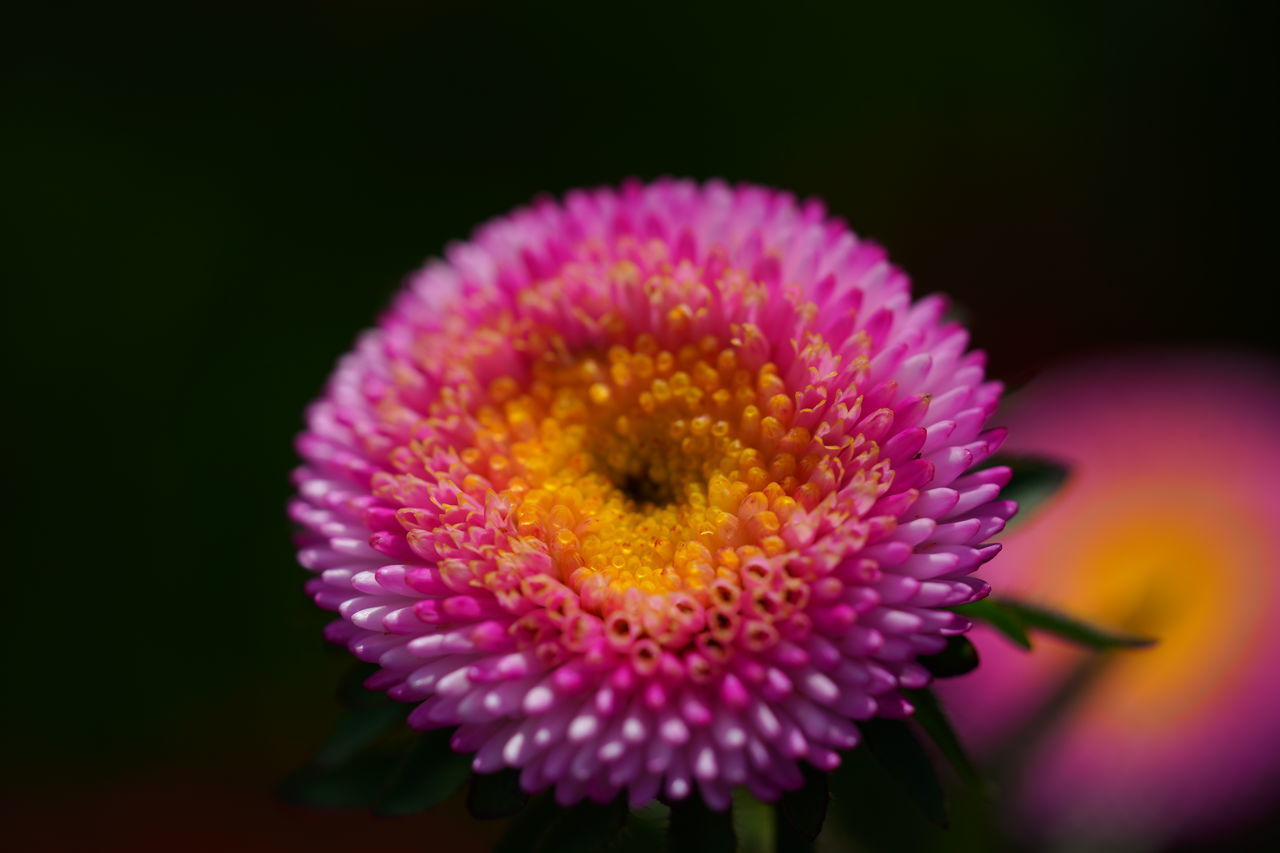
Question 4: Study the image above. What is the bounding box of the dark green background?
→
[4,1,1274,849]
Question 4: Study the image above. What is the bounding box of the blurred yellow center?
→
[1020,480,1271,725]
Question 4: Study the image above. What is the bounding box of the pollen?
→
[459,333,816,622]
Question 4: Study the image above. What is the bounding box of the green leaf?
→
[494,795,631,853]
[904,688,981,788]
[987,454,1069,526]
[373,729,471,817]
[669,796,735,853]
[731,790,774,853]
[467,768,529,819]
[494,795,559,853]
[612,802,669,853]
[918,635,980,678]
[313,703,406,767]
[277,747,403,809]
[954,598,1031,650]
[280,672,413,812]
[776,766,829,851]
[998,598,1156,649]
[860,719,948,828]
[828,745,935,852]
[536,797,630,853]
[336,661,394,710]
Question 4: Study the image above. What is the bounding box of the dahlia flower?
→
[939,353,1280,845]
[291,179,1013,809]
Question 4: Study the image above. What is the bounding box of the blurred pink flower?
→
[290,180,1012,808]
[940,352,1280,846]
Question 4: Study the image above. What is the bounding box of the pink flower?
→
[939,353,1280,846]
[291,179,1012,808]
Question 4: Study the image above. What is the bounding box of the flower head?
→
[292,180,1012,808]
[939,353,1280,846]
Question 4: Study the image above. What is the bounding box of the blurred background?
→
[4,1,1275,850]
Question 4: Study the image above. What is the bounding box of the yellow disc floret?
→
[462,329,818,617]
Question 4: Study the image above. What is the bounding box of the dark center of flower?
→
[615,470,674,508]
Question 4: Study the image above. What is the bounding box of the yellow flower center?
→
[463,329,822,616]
